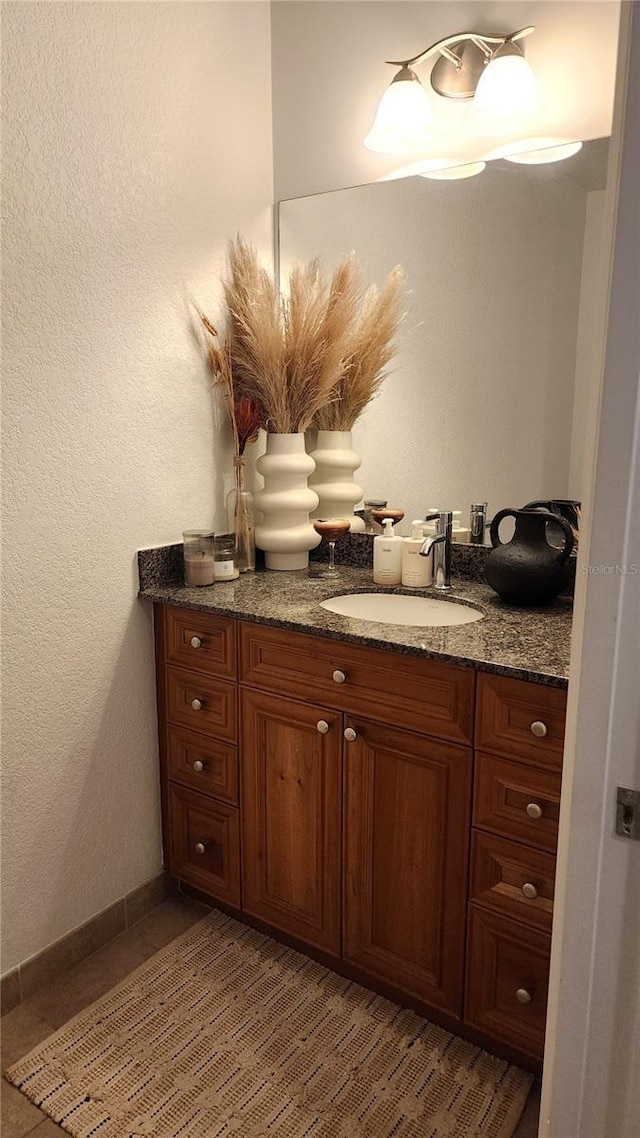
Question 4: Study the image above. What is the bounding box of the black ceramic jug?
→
[485,508,574,606]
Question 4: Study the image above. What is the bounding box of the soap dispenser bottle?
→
[402,520,433,587]
[373,517,403,585]
[451,511,471,543]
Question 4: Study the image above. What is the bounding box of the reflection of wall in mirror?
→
[279,156,607,532]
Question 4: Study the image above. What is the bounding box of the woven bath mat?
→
[6,909,532,1138]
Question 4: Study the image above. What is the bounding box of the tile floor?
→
[2,896,540,1137]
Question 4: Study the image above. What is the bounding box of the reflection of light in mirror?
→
[506,141,583,165]
[380,157,453,180]
[486,138,583,164]
[420,161,486,181]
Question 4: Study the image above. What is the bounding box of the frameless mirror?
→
[277,139,609,534]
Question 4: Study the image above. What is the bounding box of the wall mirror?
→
[277,139,609,534]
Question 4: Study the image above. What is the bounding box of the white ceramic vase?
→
[255,433,321,570]
[308,430,365,532]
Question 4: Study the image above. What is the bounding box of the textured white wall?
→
[272,0,620,199]
[2,1,273,971]
[279,166,587,527]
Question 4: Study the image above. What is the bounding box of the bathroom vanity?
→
[144,567,570,1069]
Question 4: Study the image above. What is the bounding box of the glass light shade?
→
[364,68,442,154]
[420,161,486,181]
[472,53,542,136]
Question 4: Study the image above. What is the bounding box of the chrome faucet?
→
[420,511,453,590]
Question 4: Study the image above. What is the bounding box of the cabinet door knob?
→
[333,669,346,684]
[521,882,538,900]
[193,760,204,773]
[530,720,548,738]
[344,727,357,742]
[316,720,330,734]
[194,842,207,855]
[516,988,532,1005]
[191,698,203,712]
[190,636,203,649]
[526,802,543,820]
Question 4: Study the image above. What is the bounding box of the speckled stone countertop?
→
[139,559,572,688]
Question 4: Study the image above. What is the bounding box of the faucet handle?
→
[425,510,453,535]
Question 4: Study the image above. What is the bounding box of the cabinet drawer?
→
[465,906,550,1061]
[168,783,240,907]
[163,606,236,679]
[474,752,561,852]
[476,673,566,770]
[240,622,474,744]
[167,726,238,805]
[470,831,556,931]
[165,666,237,742]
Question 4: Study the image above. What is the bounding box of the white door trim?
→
[540,3,640,1135]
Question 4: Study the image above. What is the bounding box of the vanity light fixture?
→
[364,26,540,155]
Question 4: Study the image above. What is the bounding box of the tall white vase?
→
[308,430,365,533]
[255,433,321,570]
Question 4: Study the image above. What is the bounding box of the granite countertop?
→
[139,561,572,688]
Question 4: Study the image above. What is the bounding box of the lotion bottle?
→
[373,517,402,585]
[402,520,433,587]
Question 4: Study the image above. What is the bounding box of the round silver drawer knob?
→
[516,988,532,1005]
[526,802,543,820]
[194,842,206,855]
[190,636,203,649]
[191,698,203,712]
[193,760,204,773]
[316,721,330,735]
[333,669,346,684]
[530,720,548,738]
[522,882,538,900]
[344,727,357,742]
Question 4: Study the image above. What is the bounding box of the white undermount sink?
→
[319,592,484,627]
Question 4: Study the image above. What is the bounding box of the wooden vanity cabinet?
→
[155,605,567,1066]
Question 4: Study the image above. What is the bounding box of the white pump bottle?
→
[402,520,433,587]
[373,517,403,585]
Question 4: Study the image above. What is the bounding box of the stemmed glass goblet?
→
[312,518,351,577]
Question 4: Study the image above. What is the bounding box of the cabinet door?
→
[343,718,472,1018]
[241,689,342,955]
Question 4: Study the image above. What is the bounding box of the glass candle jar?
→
[183,530,215,587]
[214,535,239,581]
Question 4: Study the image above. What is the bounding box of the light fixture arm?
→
[386,26,534,71]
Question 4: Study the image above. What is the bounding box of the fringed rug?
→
[6,909,533,1137]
